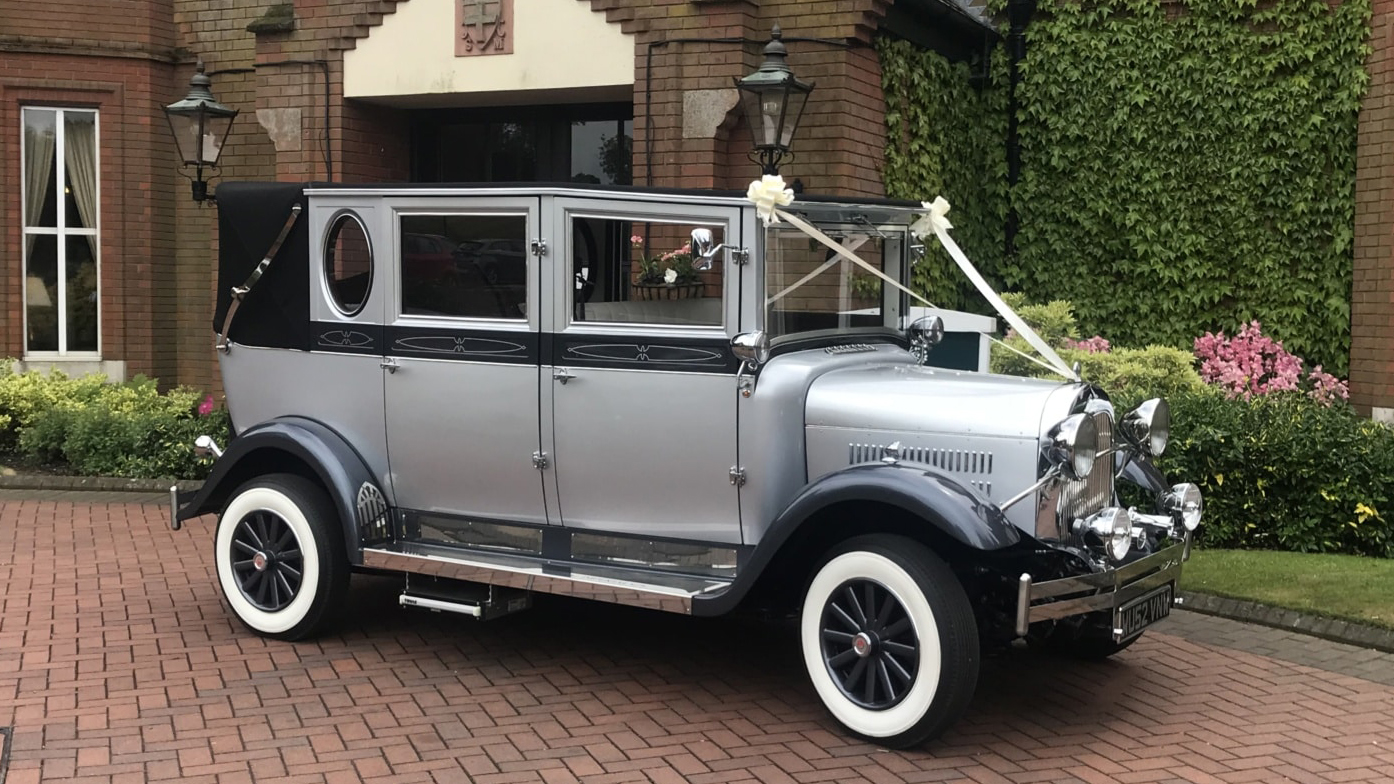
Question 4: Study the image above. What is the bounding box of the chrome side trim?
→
[362,543,733,615]
[1015,537,1188,637]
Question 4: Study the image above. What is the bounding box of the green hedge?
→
[1160,390,1394,557]
[0,365,228,480]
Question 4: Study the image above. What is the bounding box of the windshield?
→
[764,220,908,342]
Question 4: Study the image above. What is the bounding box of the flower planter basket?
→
[632,281,704,301]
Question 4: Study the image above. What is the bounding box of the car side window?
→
[571,215,725,327]
[324,212,372,317]
[399,214,528,319]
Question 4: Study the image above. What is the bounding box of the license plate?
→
[1115,583,1173,640]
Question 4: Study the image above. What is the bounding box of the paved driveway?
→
[2,497,1393,784]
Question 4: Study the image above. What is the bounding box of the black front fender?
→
[175,416,386,565]
[694,462,1022,616]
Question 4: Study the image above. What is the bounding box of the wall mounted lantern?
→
[164,60,238,202]
[735,25,815,176]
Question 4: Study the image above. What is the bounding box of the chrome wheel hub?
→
[252,551,269,571]
[852,632,873,657]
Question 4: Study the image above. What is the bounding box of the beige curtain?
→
[63,112,99,257]
[23,110,56,255]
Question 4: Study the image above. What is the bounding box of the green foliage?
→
[988,293,1203,403]
[1007,0,1370,374]
[0,364,227,480]
[879,37,1011,311]
[880,0,1371,374]
[1161,388,1394,557]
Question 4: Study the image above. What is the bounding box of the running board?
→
[362,541,732,615]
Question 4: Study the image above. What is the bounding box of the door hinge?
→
[729,467,746,487]
[530,239,548,257]
[532,451,549,470]
[733,248,750,266]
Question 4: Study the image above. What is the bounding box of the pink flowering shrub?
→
[1063,336,1110,354]
[197,394,217,417]
[1193,321,1349,405]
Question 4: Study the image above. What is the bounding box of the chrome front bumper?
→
[1014,533,1190,642]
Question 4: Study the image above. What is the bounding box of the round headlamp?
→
[1164,483,1203,531]
[1085,507,1132,562]
[1046,413,1098,481]
[1123,398,1170,456]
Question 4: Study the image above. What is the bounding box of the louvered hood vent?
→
[849,443,994,497]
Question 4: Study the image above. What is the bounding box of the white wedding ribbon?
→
[749,177,1079,382]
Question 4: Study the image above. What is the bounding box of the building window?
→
[22,107,100,355]
[411,103,632,184]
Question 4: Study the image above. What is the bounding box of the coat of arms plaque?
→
[456,0,513,57]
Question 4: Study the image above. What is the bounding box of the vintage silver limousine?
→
[173,181,1201,747]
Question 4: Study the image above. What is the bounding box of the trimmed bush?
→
[0,364,227,480]
[1161,389,1394,557]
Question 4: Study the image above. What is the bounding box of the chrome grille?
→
[1058,411,1114,522]
[849,443,994,496]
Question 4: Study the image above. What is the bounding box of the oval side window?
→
[324,213,372,316]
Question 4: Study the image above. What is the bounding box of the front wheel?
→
[800,535,979,748]
[214,474,349,641]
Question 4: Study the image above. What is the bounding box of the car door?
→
[383,196,550,533]
[299,201,392,502]
[545,197,744,544]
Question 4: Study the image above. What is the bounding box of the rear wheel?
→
[800,535,979,748]
[214,474,349,641]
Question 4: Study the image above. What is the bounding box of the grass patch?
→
[1181,549,1394,630]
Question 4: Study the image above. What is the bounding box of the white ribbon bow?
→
[747,175,795,227]
[910,197,953,239]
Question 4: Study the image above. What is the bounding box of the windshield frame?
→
[757,202,918,348]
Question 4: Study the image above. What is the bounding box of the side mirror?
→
[908,315,944,363]
[731,331,770,368]
[691,227,724,272]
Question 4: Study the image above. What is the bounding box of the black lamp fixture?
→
[164,60,238,203]
[735,24,815,176]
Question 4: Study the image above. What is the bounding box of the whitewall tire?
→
[800,535,979,748]
[214,474,349,641]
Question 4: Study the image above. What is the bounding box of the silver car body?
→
[185,182,1192,635]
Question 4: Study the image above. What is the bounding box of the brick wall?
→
[1353,0,1394,418]
[0,48,177,381]
[3,0,902,392]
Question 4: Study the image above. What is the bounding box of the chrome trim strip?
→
[362,544,732,614]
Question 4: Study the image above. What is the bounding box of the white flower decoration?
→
[747,175,795,226]
[910,196,953,239]
[664,268,678,284]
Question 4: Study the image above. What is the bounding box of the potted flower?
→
[631,235,704,300]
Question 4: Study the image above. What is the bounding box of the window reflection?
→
[400,214,528,319]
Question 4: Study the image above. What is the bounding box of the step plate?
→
[363,542,731,614]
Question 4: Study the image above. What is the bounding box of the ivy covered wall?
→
[880,0,1371,374]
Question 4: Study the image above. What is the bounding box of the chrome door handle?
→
[553,367,576,385]
[380,357,400,374]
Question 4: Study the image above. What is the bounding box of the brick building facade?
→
[1,0,991,393]
[1355,0,1394,420]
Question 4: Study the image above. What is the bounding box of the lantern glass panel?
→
[166,111,203,166]
[779,88,809,148]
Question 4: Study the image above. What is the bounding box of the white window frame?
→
[21,106,101,358]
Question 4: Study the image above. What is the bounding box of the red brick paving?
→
[2,500,1394,783]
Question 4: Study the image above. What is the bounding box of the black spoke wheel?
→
[800,534,979,748]
[229,510,305,612]
[215,474,349,641]
[821,579,919,710]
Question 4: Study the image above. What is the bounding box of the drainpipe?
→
[1005,0,1034,254]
